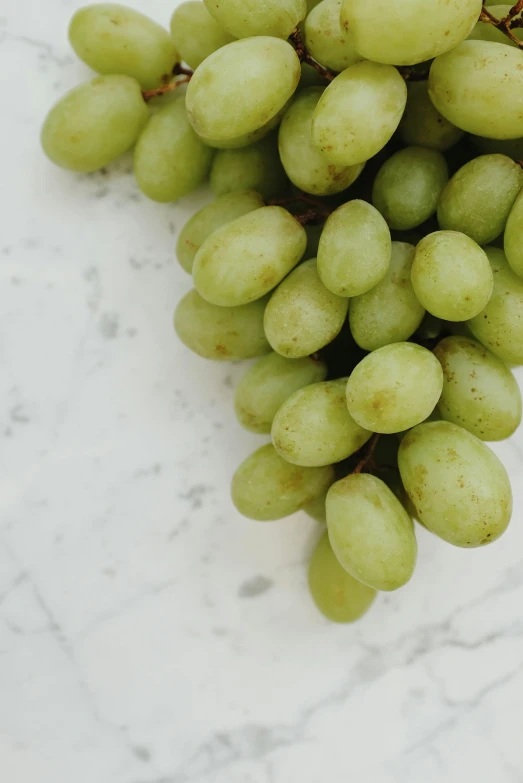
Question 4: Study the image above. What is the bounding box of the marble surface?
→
[2,1,523,781]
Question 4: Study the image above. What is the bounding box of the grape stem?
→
[142,75,192,101]
[479,2,523,48]
[352,433,381,475]
[288,28,336,82]
[267,193,332,225]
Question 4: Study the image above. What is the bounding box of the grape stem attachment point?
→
[142,74,192,101]
[289,27,336,81]
[352,433,381,475]
[480,2,523,48]
[268,193,333,225]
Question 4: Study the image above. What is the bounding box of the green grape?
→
[398,421,512,547]
[309,532,377,622]
[193,206,306,307]
[340,0,482,65]
[468,247,523,364]
[470,135,523,159]
[234,353,327,434]
[307,0,323,9]
[468,5,523,46]
[398,81,464,152]
[349,242,425,351]
[203,0,306,38]
[186,38,300,143]
[372,147,448,231]
[505,190,523,277]
[303,486,329,524]
[174,289,270,361]
[68,4,178,90]
[437,155,523,246]
[176,190,265,274]
[231,444,334,521]
[299,63,326,89]
[317,200,391,297]
[170,2,235,70]
[134,97,213,203]
[434,335,522,441]
[346,343,443,434]
[326,473,417,592]
[311,61,407,166]
[278,88,365,196]
[263,259,349,358]
[305,0,363,73]
[201,108,287,149]
[210,135,288,200]
[411,231,493,321]
[429,41,523,139]
[272,379,372,467]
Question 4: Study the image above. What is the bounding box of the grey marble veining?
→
[2,2,523,781]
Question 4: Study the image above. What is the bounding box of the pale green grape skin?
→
[467,247,523,365]
[303,487,329,524]
[264,259,349,358]
[201,108,286,149]
[340,0,481,65]
[41,75,148,173]
[174,289,270,361]
[186,38,300,142]
[434,335,522,441]
[411,231,493,321]
[272,379,372,467]
[437,155,523,246]
[505,190,523,277]
[326,474,417,592]
[176,190,265,274]
[231,444,334,521]
[210,135,288,200]
[399,81,464,152]
[372,147,448,231]
[305,0,363,72]
[299,63,326,89]
[349,242,425,351]
[468,5,523,46]
[193,206,306,307]
[309,532,377,622]
[307,0,323,9]
[429,41,523,139]
[204,0,306,38]
[346,343,443,434]
[317,200,391,297]
[311,61,407,166]
[134,98,213,203]
[234,353,327,434]
[398,421,512,548]
[170,2,235,70]
[278,88,365,196]
[68,4,178,90]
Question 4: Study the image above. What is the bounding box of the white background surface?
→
[2,1,523,781]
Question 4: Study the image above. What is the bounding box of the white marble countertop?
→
[2,2,523,781]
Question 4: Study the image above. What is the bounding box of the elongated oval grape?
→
[398,421,512,547]
[505,190,523,277]
[305,0,362,72]
[264,259,349,358]
[468,247,523,364]
[346,343,443,433]
[327,474,417,592]
[429,41,523,139]
[309,532,377,622]
[278,88,365,196]
[193,206,306,307]
[134,98,213,203]
[185,38,300,142]
[210,135,288,200]
[170,2,235,70]
[372,147,448,231]
[311,62,407,166]
[317,200,391,297]
[176,191,265,274]
[434,335,522,441]
[234,353,327,434]
[174,289,270,361]
[69,4,178,90]
[398,81,464,151]
[272,379,372,467]
[468,5,523,46]
[231,444,334,521]
[411,231,493,321]
[203,0,306,38]
[437,155,523,246]
[41,75,148,173]
[349,242,425,351]
[340,0,481,65]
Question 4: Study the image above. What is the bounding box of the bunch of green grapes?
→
[42,0,523,624]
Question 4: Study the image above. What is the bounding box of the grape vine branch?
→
[480,1,523,47]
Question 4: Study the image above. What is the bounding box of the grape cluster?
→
[42,1,523,624]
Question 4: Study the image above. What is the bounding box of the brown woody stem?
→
[289,28,336,82]
[268,193,333,225]
[480,3,523,47]
[142,75,192,101]
[352,434,381,475]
